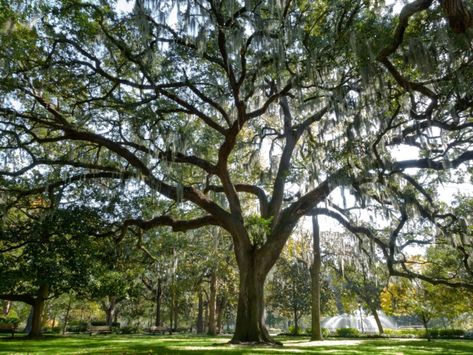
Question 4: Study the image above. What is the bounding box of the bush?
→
[383,328,424,338]
[0,317,19,326]
[305,327,331,338]
[66,321,88,333]
[336,328,360,338]
[119,326,138,334]
[428,329,465,338]
[322,328,331,338]
[288,325,304,335]
[465,330,473,339]
[42,326,61,334]
[89,320,120,327]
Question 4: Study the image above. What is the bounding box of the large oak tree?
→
[1,0,472,343]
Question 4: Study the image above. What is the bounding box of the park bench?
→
[0,323,16,337]
[149,325,168,335]
[88,325,112,335]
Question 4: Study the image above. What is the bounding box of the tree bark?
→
[104,296,117,326]
[2,301,11,316]
[311,215,323,340]
[196,290,204,334]
[173,301,178,330]
[292,280,299,334]
[370,306,384,335]
[293,307,299,334]
[29,285,49,338]
[441,0,473,33]
[62,296,72,335]
[203,299,208,334]
[421,313,431,341]
[155,278,162,327]
[230,251,276,344]
[216,296,226,334]
[24,308,33,334]
[207,269,217,335]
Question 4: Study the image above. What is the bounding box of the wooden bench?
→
[149,325,168,335]
[0,323,16,337]
[88,325,112,335]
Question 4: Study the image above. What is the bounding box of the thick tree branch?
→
[205,184,269,216]
[392,150,473,170]
[0,294,35,305]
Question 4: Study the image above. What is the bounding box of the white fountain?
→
[321,310,397,333]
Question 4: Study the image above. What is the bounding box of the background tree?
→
[0,204,107,337]
[1,0,473,343]
[86,236,144,326]
[267,238,311,334]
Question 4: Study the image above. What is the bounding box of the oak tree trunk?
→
[155,278,162,327]
[196,291,204,334]
[421,313,431,341]
[62,296,72,335]
[207,269,217,335]
[216,296,226,334]
[230,252,276,344]
[311,215,323,340]
[104,297,117,326]
[370,307,384,335]
[29,285,49,338]
[173,303,178,330]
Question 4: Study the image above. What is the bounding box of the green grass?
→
[0,334,472,354]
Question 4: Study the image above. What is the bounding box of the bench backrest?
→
[88,325,111,331]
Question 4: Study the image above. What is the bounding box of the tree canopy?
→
[1,0,472,343]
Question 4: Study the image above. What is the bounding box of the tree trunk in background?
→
[421,313,431,341]
[207,269,217,335]
[24,308,33,334]
[104,297,117,326]
[29,285,49,338]
[196,291,204,334]
[292,279,299,334]
[203,299,208,333]
[370,306,384,334]
[2,301,11,316]
[293,307,299,334]
[173,300,178,330]
[62,296,72,335]
[155,278,162,327]
[169,301,174,334]
[311,215,323,340]
[216,296,226,334]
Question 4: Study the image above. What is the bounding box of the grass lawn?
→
[1,334,473,354]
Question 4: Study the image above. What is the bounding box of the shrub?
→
[119,326,138,334]
[322,328,331,338]
[383,328,425,338]
[429,329,465,338]
[288,325,304,335]
[66,321,88,332]
[0,317,19,326]
[90,320,107,326]
[42,326,61,334]
[380,328,467,339]
[305,327,331,338]
[336,328,360,338]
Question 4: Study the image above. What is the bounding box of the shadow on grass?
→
[1,335,472,354]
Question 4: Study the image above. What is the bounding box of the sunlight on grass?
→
[1,335,473,354]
